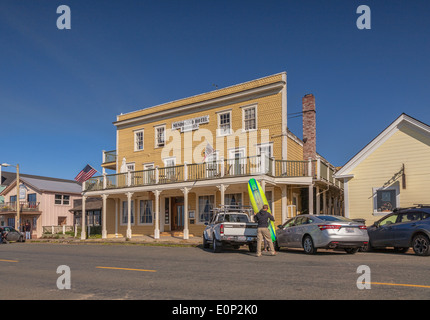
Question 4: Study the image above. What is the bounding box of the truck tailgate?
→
[223,223,258,237]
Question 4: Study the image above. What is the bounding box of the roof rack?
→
[393,204,430,212]
[211,205,254,215]
[413,204,430,208]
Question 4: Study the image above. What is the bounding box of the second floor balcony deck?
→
[85,155,343,193]
[0,201,41,213]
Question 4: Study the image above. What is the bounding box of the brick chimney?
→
[302,94,316,161]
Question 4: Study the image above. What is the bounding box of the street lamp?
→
[1,163,20,230]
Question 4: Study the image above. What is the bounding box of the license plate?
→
[345,228,354,233]
[237,236,246,241]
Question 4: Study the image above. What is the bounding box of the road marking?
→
[0,259,18,263]
[96,266,156,273]
[371,282,430,289]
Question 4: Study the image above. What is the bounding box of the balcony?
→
[84,155,343,192]
[0,201,41,213]
[102,150,117,170]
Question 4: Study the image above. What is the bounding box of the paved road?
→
[1,243,430,301]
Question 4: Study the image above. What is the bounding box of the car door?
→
[371,213,399,247]
[276,218,296,246]
[391,211,421,247]
[9,227,20,241]
[290,216,307,247]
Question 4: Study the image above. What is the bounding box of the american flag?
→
[203,142,214,161]
[74,164,97,183]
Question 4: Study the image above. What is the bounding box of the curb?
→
[25,236,203,247]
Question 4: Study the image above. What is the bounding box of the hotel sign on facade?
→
[171,115,209,133]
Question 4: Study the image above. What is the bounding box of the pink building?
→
[0,172,82,238]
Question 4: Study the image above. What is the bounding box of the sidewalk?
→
[27,234,203,247]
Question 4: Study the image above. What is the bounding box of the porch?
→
[81,156,343,240]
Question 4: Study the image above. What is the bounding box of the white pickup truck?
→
[203,205,258,253]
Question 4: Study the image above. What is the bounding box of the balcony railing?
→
[102,150,117,164]
[0,201,40,213]
[84,155,343,192]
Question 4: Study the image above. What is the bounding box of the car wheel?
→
[360,242,373,252]
[213,236,222,253]
[303,235,317,254]
[412,234,430,256]
[344,248,358,254]
[274,240,280,252]
[203,233,210,249]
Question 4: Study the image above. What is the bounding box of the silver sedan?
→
[275,215,369,254]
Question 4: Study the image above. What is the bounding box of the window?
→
[155,126,165,147]
[378,214,398,226]
[126,163,135,172]
[163,157,176,180]
[27,193,37,207]
[228,148,246,175]
[256,143,273,174]
[398,212,420,223]
[87,210,101,226]
[243,105,257,131]
[375,189,397,213]
[282,218,296,228]
[122,200,134,224]
[257,143,273,158]
[142,163,155,184]
[218,111,231,136]
[205,151,219,178]
[199,195,214,223]
[55,194,70,205]
[7,218,15,227]
[139,200,153,224]
[225,193,242,206]
[134,129,144,151]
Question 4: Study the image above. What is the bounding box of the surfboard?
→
[247,178,276,242]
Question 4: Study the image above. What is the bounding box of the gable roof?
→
[335,113,430,178]
[0,172,82,195]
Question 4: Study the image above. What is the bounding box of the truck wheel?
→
[248,243,257,253]
[203,234,210,249]
[213,237,222,253]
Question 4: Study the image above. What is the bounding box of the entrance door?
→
[171,197,184,231]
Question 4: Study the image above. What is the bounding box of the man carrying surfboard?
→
[254,205,277,257]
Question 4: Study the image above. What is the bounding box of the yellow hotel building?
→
[81,72,343,239]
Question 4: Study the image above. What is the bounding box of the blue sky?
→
[1,0,429,180]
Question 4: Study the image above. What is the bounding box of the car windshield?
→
[317,215,356,223]
[220,214,249,223]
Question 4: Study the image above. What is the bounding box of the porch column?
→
[308,184,314,215]
[115,198,118,238]
[80,195,87,240]
[181,187,190,240]
[261,180,266,194]
[126,192,133,239]
[315,186,320,215]
[152,190,161,239]
[101,194,108,239]
[217,184,229,206]
[281,185,287,223]
[323,191,327,214]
